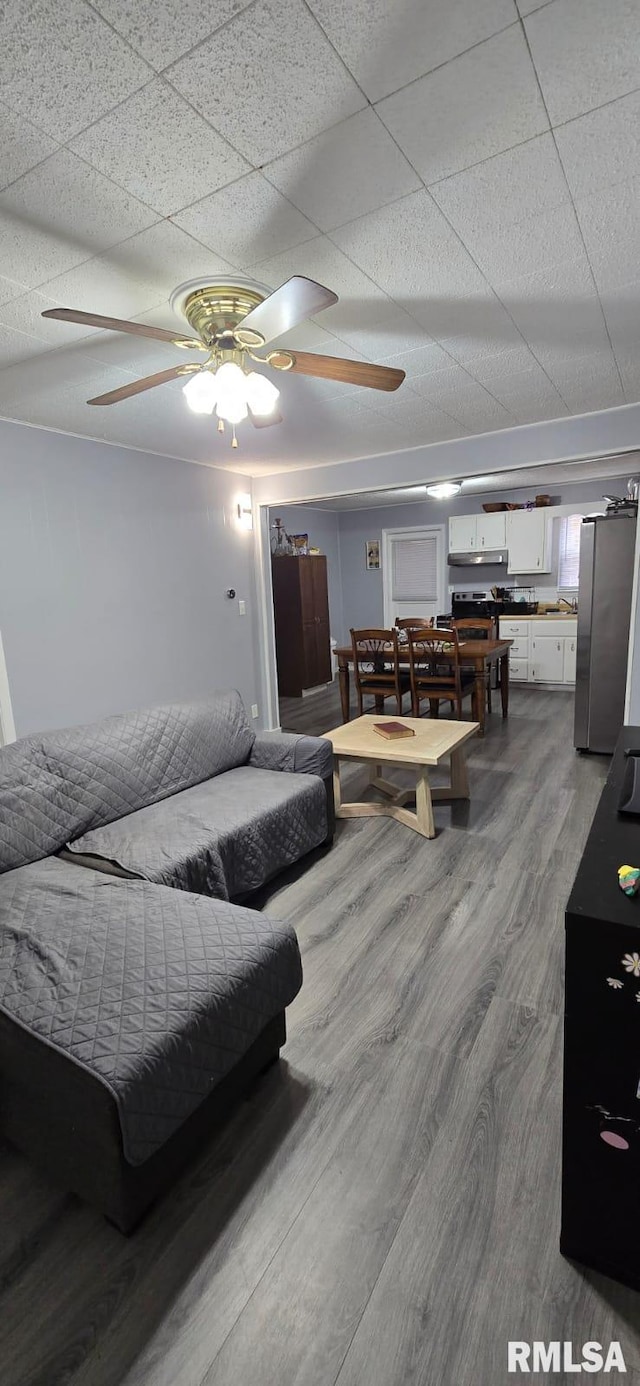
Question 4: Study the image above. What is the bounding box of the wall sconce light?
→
[236,493,253,530]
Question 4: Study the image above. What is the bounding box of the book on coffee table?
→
[373,721,416,740]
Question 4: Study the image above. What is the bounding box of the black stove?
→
[451,590,499,619]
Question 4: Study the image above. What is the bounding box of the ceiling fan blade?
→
[248,407,283,428]
[236,277,338,347]
[279,350,405,392]
[41,307,205,349]
[87,364,197,406]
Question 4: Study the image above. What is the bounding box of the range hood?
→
[448,549,508,566]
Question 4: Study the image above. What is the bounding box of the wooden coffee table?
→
[323,715,479,839]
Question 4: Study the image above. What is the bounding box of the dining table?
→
[334,638,513,735]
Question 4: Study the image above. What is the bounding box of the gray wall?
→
[284,477,629,636]
[0,419,259,738]
[272,504,344,643]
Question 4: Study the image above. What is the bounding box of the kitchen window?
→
[558,514,582,590]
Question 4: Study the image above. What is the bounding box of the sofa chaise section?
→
[0,857,302,1230]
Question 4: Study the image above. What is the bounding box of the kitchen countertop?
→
[500,612,578,620]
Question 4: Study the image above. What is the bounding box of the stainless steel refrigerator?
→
[574,511,637,753]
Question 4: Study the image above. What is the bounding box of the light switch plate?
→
[238,598,246,615]
[251,704,259,718]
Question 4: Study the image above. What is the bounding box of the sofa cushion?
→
[67,767,328,900]
[0,693,255,874]
[0,857,302,1165]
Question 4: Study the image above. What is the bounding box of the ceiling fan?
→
[41,275,405,448]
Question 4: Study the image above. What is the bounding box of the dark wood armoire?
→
[271,555,332,697]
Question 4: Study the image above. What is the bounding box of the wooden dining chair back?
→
[451,616,496,639]
[395,616,435,631]
[406,626,475,720]
[451,617,495,712]
[350,628,410,716]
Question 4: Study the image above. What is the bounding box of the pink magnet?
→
[600,1130,630,1150]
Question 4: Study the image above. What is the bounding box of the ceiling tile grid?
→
[172,171,319,267]
[0,0,637,470]
[69,79,250,217]
[165,0,367,165]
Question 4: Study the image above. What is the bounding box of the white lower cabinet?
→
[499,618,578,686]
[564,636,577,683]
[530,634,565,683]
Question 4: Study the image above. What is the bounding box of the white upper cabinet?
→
[476,511,506,550]
[448,514,477,552]
[506,509,551,573]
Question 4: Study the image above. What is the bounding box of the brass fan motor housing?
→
[181,285,266,348]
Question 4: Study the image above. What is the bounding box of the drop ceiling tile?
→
[0,0,150,143]
[330,190,486,304]
[0,102,59,191]
[467,344,548,387]
[544,350,625,413]
[42,221,235,321]
[71,80,249,218]
[574,174,640,292]
[498,258,611,366]
[525,0,640,126]
[379,340,456,378]
[409,363,515,429]
[330,307,428,360]
[167,0,366,165]
[411,292,525,364]
[599,278,640,355]
[0,324,53,369]
[615,347,640,402]
[0,290,101,345]
[431,134,570,243]
[516,0,551,14]
[0,150,158,288]
[469,354,567,417]
[555,91,640,203]
[172,172,318,267]
[0,274,28,307]
[462,202,585,287]
[263,109,420,233]
[307,0,517,103]
[376,27,548,185]
[90,0,254,69]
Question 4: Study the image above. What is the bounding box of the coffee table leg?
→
[415,767,435,838]
[451,747,470,798]
[333,760,343,814]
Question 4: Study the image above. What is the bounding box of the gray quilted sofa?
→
[0,691,333,1229]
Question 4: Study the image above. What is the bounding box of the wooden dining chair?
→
[451,616,495,712]
[406,626,475,720]
[350,628,411,716]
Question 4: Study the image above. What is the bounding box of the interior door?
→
[382,526,446,626]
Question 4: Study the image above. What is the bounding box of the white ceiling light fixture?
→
[183,361,280,445]
[426,481,463,499]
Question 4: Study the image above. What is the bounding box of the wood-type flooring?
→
[2,685,638,1386]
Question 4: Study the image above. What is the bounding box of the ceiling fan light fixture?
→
[182,369,217,414]
[213,361,249,426]
[244,370,280,416]
[426,481,462,499]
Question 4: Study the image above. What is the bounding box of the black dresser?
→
[562,727,640,1288]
